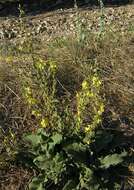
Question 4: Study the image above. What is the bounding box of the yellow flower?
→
[100,103,104,112]
[98,103,104,115]
[35,58,47,70]
[96,118,101,124]
[6,56,13,63]
[86,91,94,97]
[85,125,92,133]
[40,118,49,128]
[32,110,41,117]
[24,87,31,95]
[49,61,57,71]
[86,141,90,144]
[93,115,101,124]
[27,97,36,105]
[82,80,89,90]
[36,62,44,70]
[92,76,101,87]
[85,140,91,145]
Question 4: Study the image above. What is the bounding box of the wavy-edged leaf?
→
[24,133,42,147]
[99,151,127,169]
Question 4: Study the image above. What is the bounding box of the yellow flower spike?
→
[82,80,89,90]
[40,118,49,128]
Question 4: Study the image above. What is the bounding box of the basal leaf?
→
[34,155,52,170]
[51,133,63,145]
[47,133,63,152]
[24,133,42,147]
[99,151,127,169]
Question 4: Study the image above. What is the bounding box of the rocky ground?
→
[0,4,133,41]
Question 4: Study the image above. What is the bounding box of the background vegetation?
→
[0,1,133,190]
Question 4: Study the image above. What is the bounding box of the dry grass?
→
[96,31,134,124]
[0,166,33,190]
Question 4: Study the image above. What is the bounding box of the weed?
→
[0,2,133,190]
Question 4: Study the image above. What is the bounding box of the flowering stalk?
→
[76,74,104,143]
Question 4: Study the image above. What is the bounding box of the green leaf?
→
[99,151,127,169]
[79,166,99,190]
[29,176,45,190]
[34,152,66,177]
[24,133,42,147]
[63,180,77,190]
[47,133,62,152]
[51,133,62,145]
[63,142,88,164]
[34,155,52,170]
